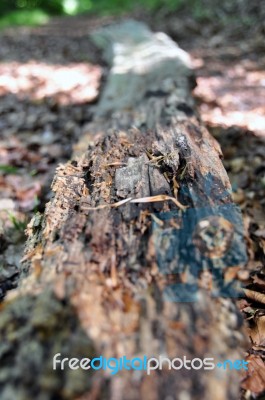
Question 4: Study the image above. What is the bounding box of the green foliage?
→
[0,9,49,28]
[89,0,134,14]
[89,0,184,14]
[0,165,19,174]
[63,0,92,15]
[0,0,186,22]
[0,0,230,28]
[14,0,64,15]
[8,212,28,233]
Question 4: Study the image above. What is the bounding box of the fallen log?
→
[1,20,249,400]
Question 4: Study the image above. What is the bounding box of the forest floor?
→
[0,11,265,398]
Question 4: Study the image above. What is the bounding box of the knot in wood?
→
[192,216,234,259]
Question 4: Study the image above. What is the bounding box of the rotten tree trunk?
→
[0,21,248,400]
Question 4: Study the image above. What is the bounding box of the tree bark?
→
[0,20,248,400]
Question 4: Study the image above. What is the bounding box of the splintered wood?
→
[2,20,248,400]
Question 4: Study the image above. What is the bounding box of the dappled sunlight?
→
[0,19,103,228]
[193,60,265,135]
[199,106,265,133]
[0,61,101,104]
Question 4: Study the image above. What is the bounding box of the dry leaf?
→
[241,355,265,394]
[244,289,265,305]
[131,194,187,210]
[248,314,265,346]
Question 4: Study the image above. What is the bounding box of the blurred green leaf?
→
[0,165,19,174]
[8,212,28,233]
[0,9,49,29]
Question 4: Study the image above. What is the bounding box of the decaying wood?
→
[0,20,248,400]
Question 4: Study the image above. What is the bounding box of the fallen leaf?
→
[241,355,265,394]
[244,289,265,305]
[248,314,265,346]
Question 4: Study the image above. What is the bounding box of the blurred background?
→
[0,1,264,397]
[0,0,264,31]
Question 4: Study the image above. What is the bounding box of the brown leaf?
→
[241,355,265,394]
[244,289,265,305]
[248,314,265,346]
